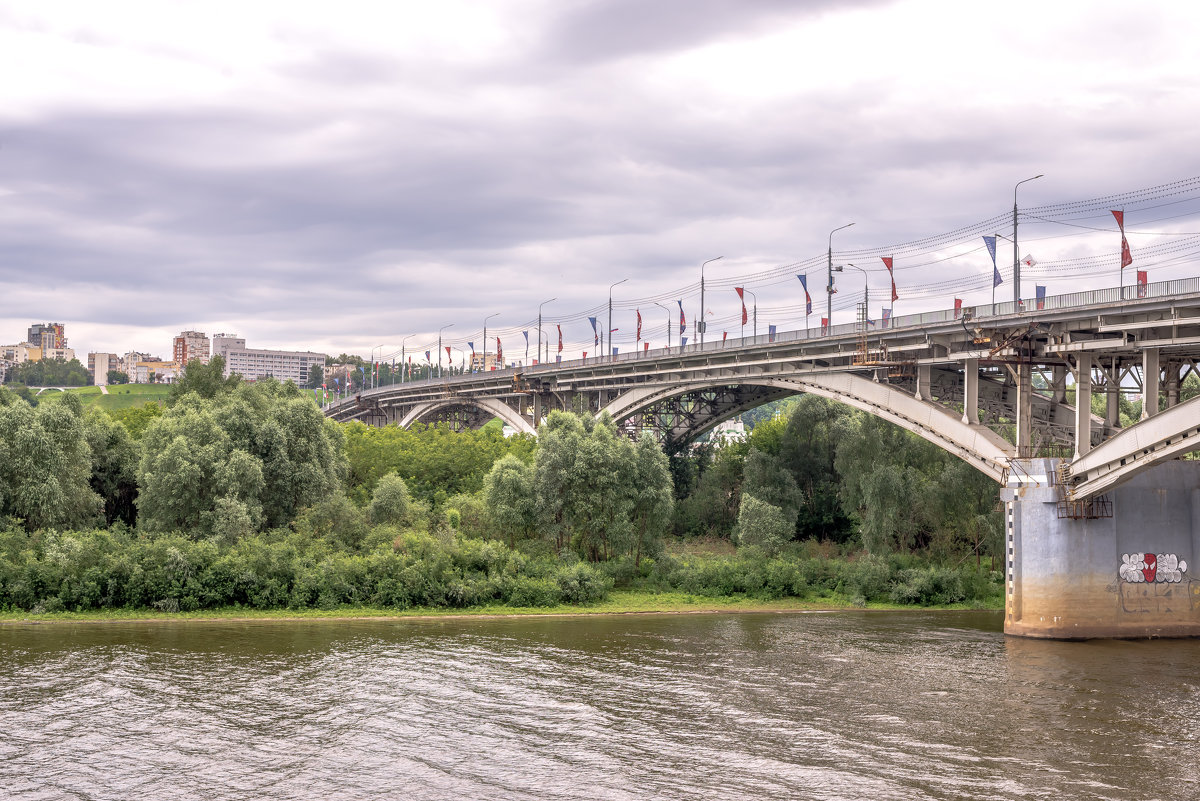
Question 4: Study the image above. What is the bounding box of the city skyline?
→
[3,0,1199,360]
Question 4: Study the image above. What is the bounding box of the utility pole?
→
[699,256,722,344]
[828,223,854,331]
[1013,174,1043,307]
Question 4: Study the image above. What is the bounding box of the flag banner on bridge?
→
[882,308,892,327]
[1111,209,1133,268]
[496,337,502,365]
[821,317,828,335]
[768,324,777,342]
[723,331,728,343]
[445,346,451,361]
[557,325,563,353]
[881,256,899,301]
[636,309,642,343]
[425,351,430,362]
[735,287,747,324]
[983,236,1001,287]
[468,342,474,354]
[1137,270,1148,298]
[677,300,687,334]
[797,274,812,314]
[1021,254,1037,268]
[954,298,962,318]
[588,317,598,346]
[612,347,618,356]
[1036,285,1047,309]
[644,342,650,353]
[583,351,587,360]
[681,336,688,348]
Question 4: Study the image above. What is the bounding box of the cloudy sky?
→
[3,0,1200,364]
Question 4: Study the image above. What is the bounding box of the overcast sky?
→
[3,0,1200,363]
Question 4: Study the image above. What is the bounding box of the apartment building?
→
[87,353,120,385]
[27,323,66,351]
[212,334,324,385]
[173,331,210,365]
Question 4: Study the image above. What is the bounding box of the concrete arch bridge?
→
[328,279,1200,639]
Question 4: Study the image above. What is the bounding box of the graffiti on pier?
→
[1118,553,1187,584]
[1117,553,1197,616]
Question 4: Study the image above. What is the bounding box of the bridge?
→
[328,278,1200,639]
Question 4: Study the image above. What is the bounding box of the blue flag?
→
[1036,285,1047,309]
[797,274,812,314]
[588,317,598,346]
[768,324,777,342]
[612,347,619,356]
[677,300,686,334]
[983,236,1001,287]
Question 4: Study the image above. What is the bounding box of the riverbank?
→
[0,589,1003,624]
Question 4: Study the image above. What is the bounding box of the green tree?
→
[484,453,536,547]
[168,356,240,405]
[629,435,673,566]
[83,408,140,526]
[5,357,90,387]
[106,370,130,385]
[735,494,791,556]
[370,472,413,526]
[306,364,324,389]
[741,448,803,536]
[0,391,101,529]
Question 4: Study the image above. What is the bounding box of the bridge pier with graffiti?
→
[327,280,1200,638]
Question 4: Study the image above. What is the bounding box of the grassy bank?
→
[0,589,1003,624]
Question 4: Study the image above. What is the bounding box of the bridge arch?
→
[1066,393,1200,497]
[601,373,1015,482]
[398,396,537,436]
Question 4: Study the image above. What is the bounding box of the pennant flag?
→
[677,300,686,334]
[583,351,588,360]
[468,341,475,354]
[797,275,812,314]
[723,331,728,342]
[557,324,563,353]
[1111,210,1133,268]
[821,317,829,335]
[735,287,747,324]
[1035,285,1046,310]
[768,324,777,342]
[636,309,642,343]
[681,336,688,347]
[1021,254,1037,268]
[1137,269,1148,298]
[866,315,875,327]
[445,346,451,361]
[882,308,892,327]
[881,256,899,301]
[983,236,1001,287]
[523,330,529,361]
[954,298,963,318]
[425,351,430,362]
[496,337,502,365]
[612,347,618,356]
[588,316,599,346]
[643,342,650,353]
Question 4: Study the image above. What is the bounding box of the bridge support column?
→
[914,364,931,402]
[1050,365,1067,404]
[961,358,979,425]
[1143,348,1160,419]
[1104,357,1120,428]
[1015,362,1033,455]
[1005,458,1200,639]
[1073,354,1092,460]
[1165,361,1180,409]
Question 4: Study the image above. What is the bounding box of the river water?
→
[1,611,1198,800]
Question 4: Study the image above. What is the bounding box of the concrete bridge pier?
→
[1004,458,1200,639]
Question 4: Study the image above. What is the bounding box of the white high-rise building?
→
[212,334,324,385]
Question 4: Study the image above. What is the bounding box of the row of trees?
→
[3,357,90,387]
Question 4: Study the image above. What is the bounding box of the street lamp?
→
[742,287,758,339]
[607,278,627,358]
[482,312,499,372]
[654,302,672,349]
[437,323,454,379]
[537,297,556,366]
[369,344,384,389]
[399,334,414,384]
[845,264,868,328]
[699,256,722,345]
[1013,174,1043,307]
[828,222,855,331]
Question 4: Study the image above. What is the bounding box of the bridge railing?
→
[337,276,1200,401]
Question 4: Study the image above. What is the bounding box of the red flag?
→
[1111,210,1133,268]
[496,337,502,365]
[636,309,642,342]
[954,298,962,318]
[643,342,649,353]
[722,331,728,342]
[445,346,451,360]
[557,324,563,353]
[821,316,829,334]
[881,256,898,301]
[735,287,747,324]
[583,351,588,360]
[1137,269,1148,298]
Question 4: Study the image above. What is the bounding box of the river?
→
[1,611,1198,800]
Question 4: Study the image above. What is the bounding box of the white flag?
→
[1021,254,1037,268]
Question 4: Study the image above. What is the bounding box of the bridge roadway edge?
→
[1004,458,1200,639]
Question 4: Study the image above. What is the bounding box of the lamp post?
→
[742,288,758,339]
[369,344,385,389]
[437,324,453,379]
[845,264,868,328]
[699,256,722,345]
[828,222,854,331]
[399,334,414,383]
[1013,174,1043,308]
[537,297,556,366]
[654,302,672,349]
[607,278,627,358]
[482,312,498,372]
